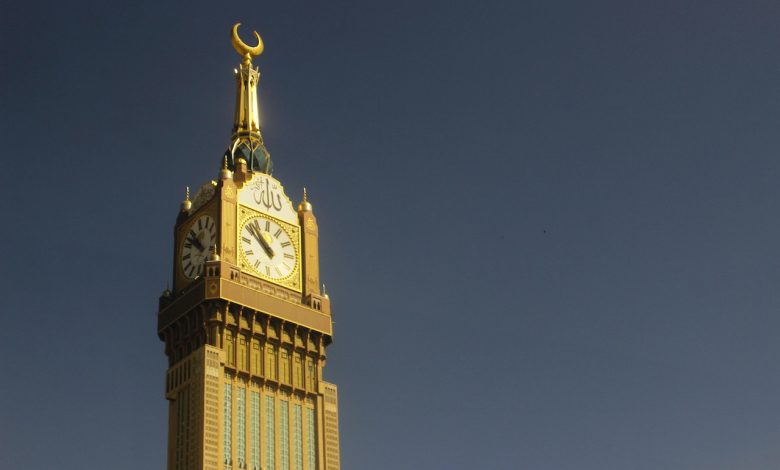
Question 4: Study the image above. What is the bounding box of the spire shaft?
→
[232,63,261,137]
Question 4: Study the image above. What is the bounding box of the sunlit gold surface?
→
[159,22,339,470]
[231,23,264,65]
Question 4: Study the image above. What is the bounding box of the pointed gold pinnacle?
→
[181,186,192,212]
[298,187,312,212]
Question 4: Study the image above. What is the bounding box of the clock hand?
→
[257,232,275,259]
[188,233,205,252]
[246,223,264,246]
[247,221,274,258]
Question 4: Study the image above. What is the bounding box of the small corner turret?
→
[298,188,329,312]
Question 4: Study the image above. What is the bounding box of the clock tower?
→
[157,24,341,470]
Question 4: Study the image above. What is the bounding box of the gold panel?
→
[221,200,236,263]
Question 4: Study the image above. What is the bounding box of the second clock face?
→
[240,215,298,281]
[181,214,217,279]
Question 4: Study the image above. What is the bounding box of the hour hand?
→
[187,234,205,252]
[257,232,275,258]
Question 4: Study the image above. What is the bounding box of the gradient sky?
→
[1,1,780,469]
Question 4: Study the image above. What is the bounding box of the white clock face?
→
[240,216,298,280]
[180,215,216,279]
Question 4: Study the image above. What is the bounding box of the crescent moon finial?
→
[231,23,264,65]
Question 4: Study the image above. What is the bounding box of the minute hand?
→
[247,224,271,257]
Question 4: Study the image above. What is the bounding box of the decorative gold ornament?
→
[231,23,264,66]
[220,155,233,180]
[181,186,192,212]
[298,187,313,212]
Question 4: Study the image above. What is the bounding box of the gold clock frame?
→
[237,205,302,292]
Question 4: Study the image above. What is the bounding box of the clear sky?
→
[1,1,779,469]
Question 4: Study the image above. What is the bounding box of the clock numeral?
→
[274,267,282,277]
[282,262,291,270]
[265,266,270,276]
[265,220,270,231]
[183,253,191,260]
[283,253,294,260]
[245,250,253,256]
[198,219,203,231]
[254,260,261,269]
[281,241,291,248]
[184,241,192,248]
[274,228,282,238]
[242,236,251,243]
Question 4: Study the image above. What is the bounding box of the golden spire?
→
[207,243,220,262]
[225,23,273,174]
[220,155,232,179]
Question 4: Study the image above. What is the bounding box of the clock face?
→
[180,214,217,279]
[240,215,298,281]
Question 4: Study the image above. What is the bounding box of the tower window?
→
[224,384,232,465]
[280,400,289,470]
[237,387,246,468]
[306,408,316,470]
[250,391,260,470]
[264,396,275,470]
[293,404,303,470]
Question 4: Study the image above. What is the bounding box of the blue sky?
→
[1,1,779,469]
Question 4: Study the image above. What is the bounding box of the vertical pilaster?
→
[219,174,238,265]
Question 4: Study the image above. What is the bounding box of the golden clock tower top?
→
[226,23,272,174]
[158,22,341,470]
